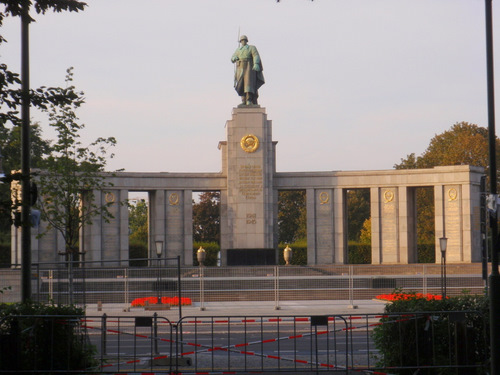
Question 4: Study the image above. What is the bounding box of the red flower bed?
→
[375,292,443,302]
[131,296,192,307]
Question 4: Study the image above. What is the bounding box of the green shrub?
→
[129,241,148,267]
[0,243,9,267]
[192,242,309,266]
[418,243,436,263]
[193,242,220,266]
[347,242,371,264]
[0,301,98,373]
[278,241,307,265]
[372,291,489,374]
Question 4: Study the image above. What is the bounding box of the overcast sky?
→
[0,0,495,173]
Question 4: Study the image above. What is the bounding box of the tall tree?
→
[129,199,148,245]
[395,122,500,183]
[36,68,117,258]
[346,189,370,241]
[278,190,306,244]
[192,191,220,243]
[394,122,498,262]
[0,123,50,250]
[0,1,87,131]
[0,0,87,256]
[0,123,51,172]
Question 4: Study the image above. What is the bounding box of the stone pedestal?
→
[219,107,277,265]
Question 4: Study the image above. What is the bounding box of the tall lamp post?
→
[484,0,500,372]
[197,247,206,311]
[439,237,448,299]
[155,241,163,305]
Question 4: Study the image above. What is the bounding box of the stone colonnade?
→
[13,107,484,266]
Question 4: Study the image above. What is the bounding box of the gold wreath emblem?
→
[384,190,394,203]
[319,192,329,205]
[105,192,115,203]
[169,193,179,206]
[240,134,260,153]
[448,188,458,201]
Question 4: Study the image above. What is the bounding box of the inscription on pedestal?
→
[239,165,263,200]
[246,213,257,224]
[381,190,398,260]
[446,189,461,249]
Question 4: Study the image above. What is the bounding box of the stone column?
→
[463,182,482,262]
[398,186,413,264]
[35,222,64,264]
[333,188,346,264]
[165,190,192,266]
[314,189,335,264]
[100,190,128,265]
[371,187,400,264]
[306,188,316,265]
[442,185,464,262]
[82,189,103,264]
[381,187,399,263]
[222,107,276,265]
[183,190,194,266]
[370,187,381,264]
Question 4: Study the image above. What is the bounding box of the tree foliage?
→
[192,191,220,243]
[373,292,489,374]
[0,123,51,246]
[346,189,370,241]
[278,190,306,244]
[0,0,87,130]
[394,122,496,263]
[0,300,97,372]
[129,198,148,245]
[395,122,500,184]
[36,68,117,256]
[415,187,435,263]
[0,0,88,262]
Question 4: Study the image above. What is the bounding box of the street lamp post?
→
[439,237,448,299]
[155,241,163,305]
[197,247,206,311]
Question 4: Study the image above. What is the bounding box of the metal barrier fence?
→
[24,263,487,307]
[0,311,488,374]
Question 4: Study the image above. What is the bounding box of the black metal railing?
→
[0,311,488,374]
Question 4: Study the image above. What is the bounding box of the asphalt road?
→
[88,317,380,373]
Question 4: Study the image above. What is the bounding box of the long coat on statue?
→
[232,44,265,98]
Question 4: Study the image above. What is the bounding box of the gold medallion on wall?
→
[169,193,180,206]
[105,192,115,203]
[319,192,329,205]
[448,188,458,201]
[240,134,259,153]
[383,189,394,203]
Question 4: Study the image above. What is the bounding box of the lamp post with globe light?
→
[197,247,206,311]
[439,237,448,299]
[155,241,163,305]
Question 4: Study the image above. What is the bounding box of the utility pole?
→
[485,0,500,373]
[20,3,31,302]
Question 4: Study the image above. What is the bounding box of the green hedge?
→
[418,243,435,263]
[193,242,220,266]
[0,301,97,373]
[373,291,489,374]
[278,242,307,265]
[192,242,309,266]
[129,241,148,267]
[347,242,371,264]
[0,243,9,267]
